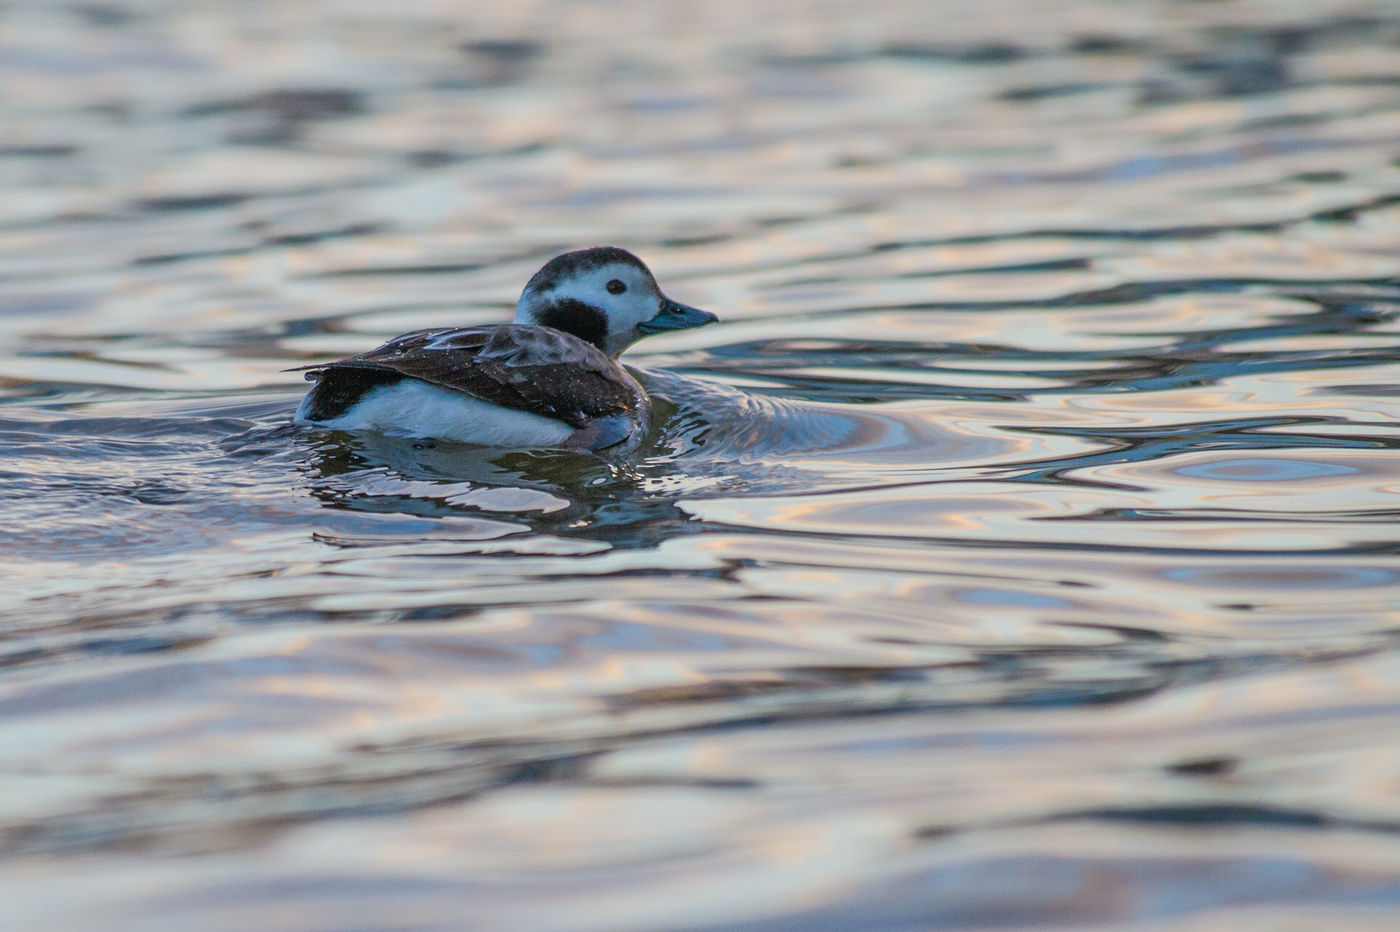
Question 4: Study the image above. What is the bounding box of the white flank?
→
[296,379,576,447]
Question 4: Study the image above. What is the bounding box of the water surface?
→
[4,1,1400,928]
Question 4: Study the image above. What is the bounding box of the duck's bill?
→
[638,298,719,334]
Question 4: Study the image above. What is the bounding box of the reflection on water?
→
[5,0,1400,927]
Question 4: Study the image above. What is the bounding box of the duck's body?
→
[293,247,716,451]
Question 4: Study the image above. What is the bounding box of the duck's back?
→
[293,325,650,449]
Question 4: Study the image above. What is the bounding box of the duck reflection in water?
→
[300,412,708,553]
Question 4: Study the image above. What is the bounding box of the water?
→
[4,0,1400,927]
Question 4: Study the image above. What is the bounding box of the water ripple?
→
[5,0,1400,927]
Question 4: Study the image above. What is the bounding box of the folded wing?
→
[294,326,643,428]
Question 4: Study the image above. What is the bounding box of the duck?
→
[292,246,717,451]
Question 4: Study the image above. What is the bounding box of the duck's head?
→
[514,246,718,357]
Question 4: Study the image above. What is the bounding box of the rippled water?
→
[5,1,1400,928]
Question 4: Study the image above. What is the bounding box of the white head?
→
[514,246,717,357]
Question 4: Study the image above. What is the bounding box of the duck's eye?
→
[606,279,626,295]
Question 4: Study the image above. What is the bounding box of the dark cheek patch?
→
[535,299,609,351]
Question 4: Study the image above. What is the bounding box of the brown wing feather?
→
[294,326,641,428]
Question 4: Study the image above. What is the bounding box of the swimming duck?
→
[292,246,717,451]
